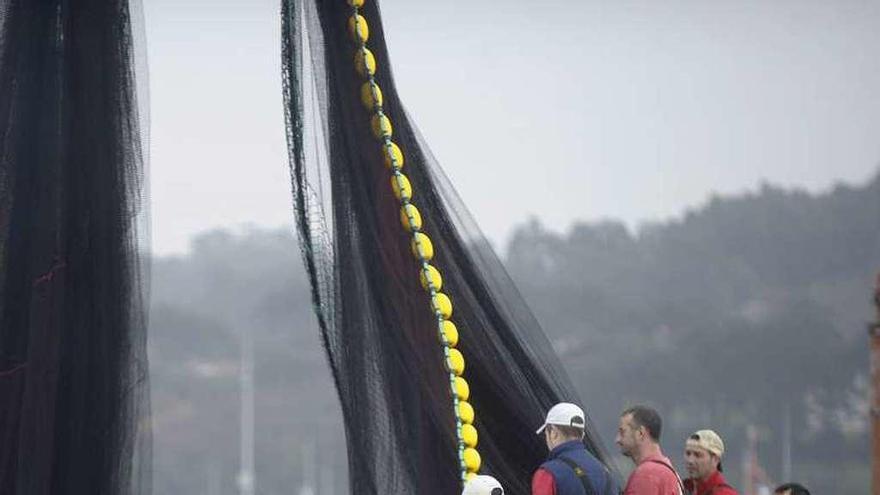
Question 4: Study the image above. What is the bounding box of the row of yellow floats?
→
[345,0,482,484]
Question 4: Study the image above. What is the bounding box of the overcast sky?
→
[144,0,880,256]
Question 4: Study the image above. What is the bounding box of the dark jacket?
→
[533,440,618,495]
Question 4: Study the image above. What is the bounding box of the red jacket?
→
[683,471,738,495]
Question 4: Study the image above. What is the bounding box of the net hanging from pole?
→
[281,1,618,494]
[0,1,151,494]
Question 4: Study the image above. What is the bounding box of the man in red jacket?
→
[682,430,738,495]
[617,405,684,495]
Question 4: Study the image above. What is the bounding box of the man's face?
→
[615,414,641,458]
[684,445,717,480]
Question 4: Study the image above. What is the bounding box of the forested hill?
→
[505,172,879,492]
[148,172,879,494]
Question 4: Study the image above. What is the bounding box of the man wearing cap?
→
[532,402,618,495]
[462,475,504,495]
[683,430,738,495]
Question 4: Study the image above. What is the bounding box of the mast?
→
[237,328,255,495]
[870,273,880,495]
[781,404,791,483]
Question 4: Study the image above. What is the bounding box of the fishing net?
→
[281,1,618,493]
[0,1,151,493]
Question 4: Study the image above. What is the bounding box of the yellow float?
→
[348,1,482,484]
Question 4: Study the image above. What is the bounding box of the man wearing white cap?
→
[682,430,738,495]
[462,475,504,495]
[532,402,618,495]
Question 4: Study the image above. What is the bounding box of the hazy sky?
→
[144,0,880,255]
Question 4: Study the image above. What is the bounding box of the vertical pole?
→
[238,328,255,495]
[782,404,791,483]
[743,425,757,495]
[871,273,880,495]
[207,461,220,495]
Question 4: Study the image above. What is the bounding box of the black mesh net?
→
[0,1,151,494]
[282,1,618,494]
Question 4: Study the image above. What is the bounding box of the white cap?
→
[536,402,586,434]
[462,475,504,495]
